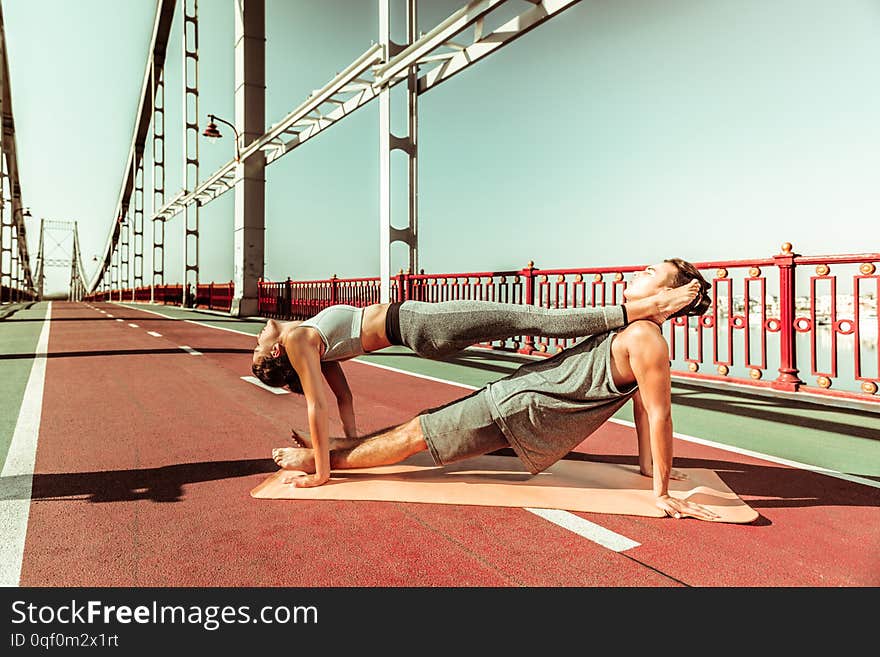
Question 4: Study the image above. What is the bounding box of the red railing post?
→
[330,274,338,306]
[285,277,292,319]
[518,260,537,355]
[405,268,414,301]
[395,269,407,302]
[773,242,804,391]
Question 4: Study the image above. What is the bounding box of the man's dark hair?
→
[664,258,712,318]
[251,350,304,394]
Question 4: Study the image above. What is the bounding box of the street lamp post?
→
[202,113,241,161]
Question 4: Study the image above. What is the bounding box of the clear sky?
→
[3,0,879,295]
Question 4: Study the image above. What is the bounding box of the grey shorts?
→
[419,389,510,466]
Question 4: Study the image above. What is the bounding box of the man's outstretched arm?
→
[628,328,719,521]
[632,390,689,481]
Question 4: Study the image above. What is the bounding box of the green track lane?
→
[0,302,48,470]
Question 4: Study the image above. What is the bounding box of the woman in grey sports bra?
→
[251,278,702,488]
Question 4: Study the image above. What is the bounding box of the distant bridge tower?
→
[34,219,87,301]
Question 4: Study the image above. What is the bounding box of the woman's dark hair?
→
[664,258,712,318]
[251,349,304,394]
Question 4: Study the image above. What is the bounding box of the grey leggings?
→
[396,300,625,359]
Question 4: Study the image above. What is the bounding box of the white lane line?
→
[241,376,291,395]
[115,318,123,322]
[106,314,114,318]
[179,345,203,356]
[610,418,880,490]
[147,331,162,338]
[183,319,257,336]
[525,508,640,552]
[354,358,480,391]
[0,301,52,587]
[112,303,257,337]
[128,323,139,328]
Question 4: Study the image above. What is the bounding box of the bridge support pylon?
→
[230,0,265,318]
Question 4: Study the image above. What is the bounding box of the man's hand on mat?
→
[655,495,720,521]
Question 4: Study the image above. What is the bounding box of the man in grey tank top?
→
[272,259,720,521]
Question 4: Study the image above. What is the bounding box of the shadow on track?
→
[0,458,278,504]
[1,453,877,522]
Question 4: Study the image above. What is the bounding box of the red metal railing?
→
[0,285,38,303]
[194,281,234,311]
[660,246,879,403]
[84,283,234,312]
[255,245,879,403]
[259,276,384,320]
[81,244,879,403]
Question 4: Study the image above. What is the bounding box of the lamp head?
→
[203,114,222,139]
[203,121,222,139]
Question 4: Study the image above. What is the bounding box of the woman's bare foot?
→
[272,447,316,472]
[650,280,700,323]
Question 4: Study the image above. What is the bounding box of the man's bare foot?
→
[650,280,700,323]
[289,430,358,451]
[272,447,316,472]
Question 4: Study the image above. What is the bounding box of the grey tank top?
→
[298,305,366,362]
[485,330,638,474]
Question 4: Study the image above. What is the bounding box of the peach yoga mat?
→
[250,452,758,523]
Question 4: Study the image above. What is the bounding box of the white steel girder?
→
[229,0,266,317]
[151,56,167,297]
[0,2,34,299]
[378,0,418,303]
[182,0,200,305]
[132,155,145,288]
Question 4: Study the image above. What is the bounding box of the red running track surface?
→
[17,302,880,586]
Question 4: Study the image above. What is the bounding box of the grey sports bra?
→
[298,305,366,362]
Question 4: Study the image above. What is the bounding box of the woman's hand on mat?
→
[655,495,720,521]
